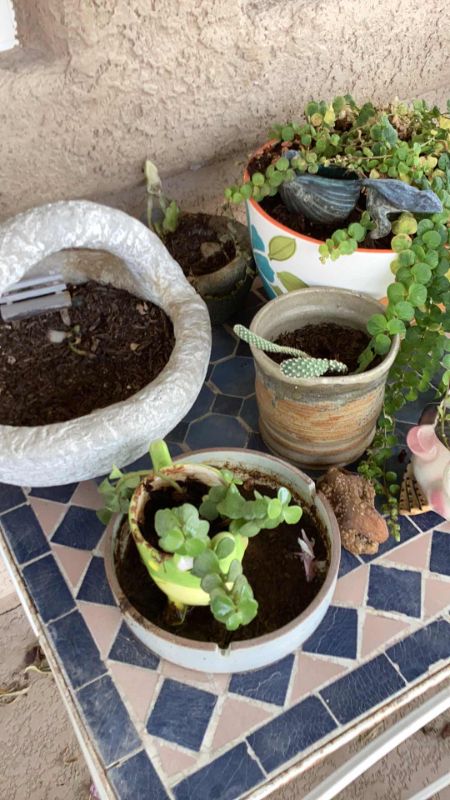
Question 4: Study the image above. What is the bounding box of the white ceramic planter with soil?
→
[104,448,341,674]
[249,287,400,468]
[0,201,211,486]
[245,142,393,302]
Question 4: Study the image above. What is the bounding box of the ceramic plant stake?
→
[233,324,348,378]
[407,425,450,520]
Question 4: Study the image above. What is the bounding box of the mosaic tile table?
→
[1,286,450,800]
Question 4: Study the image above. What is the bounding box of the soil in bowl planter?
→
[0,281,175,426]
[164,213,236,278]
[115,472,330,649]
[269,322,380,376]
[247,145,392,250]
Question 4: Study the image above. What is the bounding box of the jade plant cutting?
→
[98,441,305,630]
[227,97,450,535]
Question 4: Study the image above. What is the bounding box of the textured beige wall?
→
[0,0,449,222]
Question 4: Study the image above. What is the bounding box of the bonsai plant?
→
[99,441,341,672]
[144,160,256,323]
[227,97,450,536]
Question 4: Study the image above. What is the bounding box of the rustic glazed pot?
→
[104,448,341,673]
[249,287,400,468]
[245,141,394,302]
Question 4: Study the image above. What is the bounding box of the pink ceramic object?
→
[407,425,450,519]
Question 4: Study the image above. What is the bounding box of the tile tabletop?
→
[1,285,450,800]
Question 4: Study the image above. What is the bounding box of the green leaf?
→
[281,125,294,141]
[277,271,308,291]
[275,156,290,172]
[192,549,220,577]
[97,508,112,525]
[214,536,235,560]
[251,172,265,186]
[367,314,389,335]
[267,498,282,519]
[109,465,123,480]
[387,282,406,304]
[230,520,261,537]
[228,559,243,582]
[348,222,366,242]
[408,283,427,306]
[268,236,297,261]
[201,573,222,593]
[422,230,441,249]
[391,234,412,252]
[225,612,242,631]
[387,318,406,335]
[442,354,450,369]
[412,263,432,284]
[154,508,178,537]
[283,505,303,524]
[185,538,207,556]
[211,594,235,621]
[394,301,415,321]
[277,487,291,505]
[160,529,184,553]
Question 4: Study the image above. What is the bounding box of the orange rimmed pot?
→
[249,287,400,468]
[244,141,393,303]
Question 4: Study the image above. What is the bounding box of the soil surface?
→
[116,473,330,648]
[247,144,392,249]
[165,213,236,277]
[0,281,175,426]
[270,322,378,375]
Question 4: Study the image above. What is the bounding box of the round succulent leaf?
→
[154,508,179,536]
[283,505,303,524]
[367,314,388,336]
[267,497,282,519]
[228,559,243,582]
[394,300,415,321]
[277,487,291,505]
[422,230,441,249]
[268,236,297,261]
[408,283,427,306]
[348,222,366,242]
[211,594,235,620]
[412,263,432,284]
[214,536,235,560]
[387,318,406,335]
[192,549,220,577]
[159,529,185,553]
[391,234,412,252]
[225,611,242,631]
[238,598,258,626]
[374,333,392,354]
[387,282,406,303]
[201,573,223,593]
[185,537,208,557]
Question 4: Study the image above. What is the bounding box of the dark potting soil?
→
[0,281,175,426]
[270,322,378,375]
[115,474,330,648]
[165,213,236,278]
[247,144,392,250]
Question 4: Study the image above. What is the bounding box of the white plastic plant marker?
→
[0,273,71,321]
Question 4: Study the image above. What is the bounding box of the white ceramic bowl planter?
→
[245,143,394,302]
[104,448,341,674]
[0,201,211,486]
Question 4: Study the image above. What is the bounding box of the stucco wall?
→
[0,0,449,222]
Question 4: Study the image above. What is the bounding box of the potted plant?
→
[227,97,450,538]
[225,96,449,300]
[100,440,340,673]
[145,161,256,323]
[406,389,450,519]
[0,200,211,486]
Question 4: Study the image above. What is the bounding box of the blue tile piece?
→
[30,483,78,503]
[1,505,50,565]
[108,622,159,670]
[320,654,406,724]
[109,750,168,800]
[51,506,106,551]
[77,556,116,606]
[182,385,215,424]
[23,554,74,623]
[147,679,217,751]
[240,396,259,431]
[212,394,243,416]
[430,531,450,577]
[211,357,255,398]
[247,433,271,454]
[122,452,152,472]
[186,414,248,451]
[174,742,264,800]
[47,610,106,689]
[412,510,445,532]
[248,695,336,773]
[367,565,421,618]
[211,327,238,362]
[229,654,294,706]
[303,606,358,659]
[360,515,419,562]
[387,618,450,682]
[77,674,141,766]
[0,483,26,514]
[166,420,189,443]
[338,548,362,578]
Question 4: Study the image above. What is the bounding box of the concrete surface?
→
[1,602,449,800]
[0,0,449,221]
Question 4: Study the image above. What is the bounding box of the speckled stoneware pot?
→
[249,287,400,468]
[104,448,341,673]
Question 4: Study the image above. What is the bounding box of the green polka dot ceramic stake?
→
[233,325,348,378]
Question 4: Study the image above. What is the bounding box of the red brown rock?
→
[317,467,389,555]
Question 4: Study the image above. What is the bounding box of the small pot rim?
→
[244,140,393,254]
[106,447,341,654]
[249,286,400,388]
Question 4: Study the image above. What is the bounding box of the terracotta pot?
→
[249,287,400,468]
[104,448,341,673]
[244,141,393,302]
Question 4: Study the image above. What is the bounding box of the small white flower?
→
[177,556,194,572]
